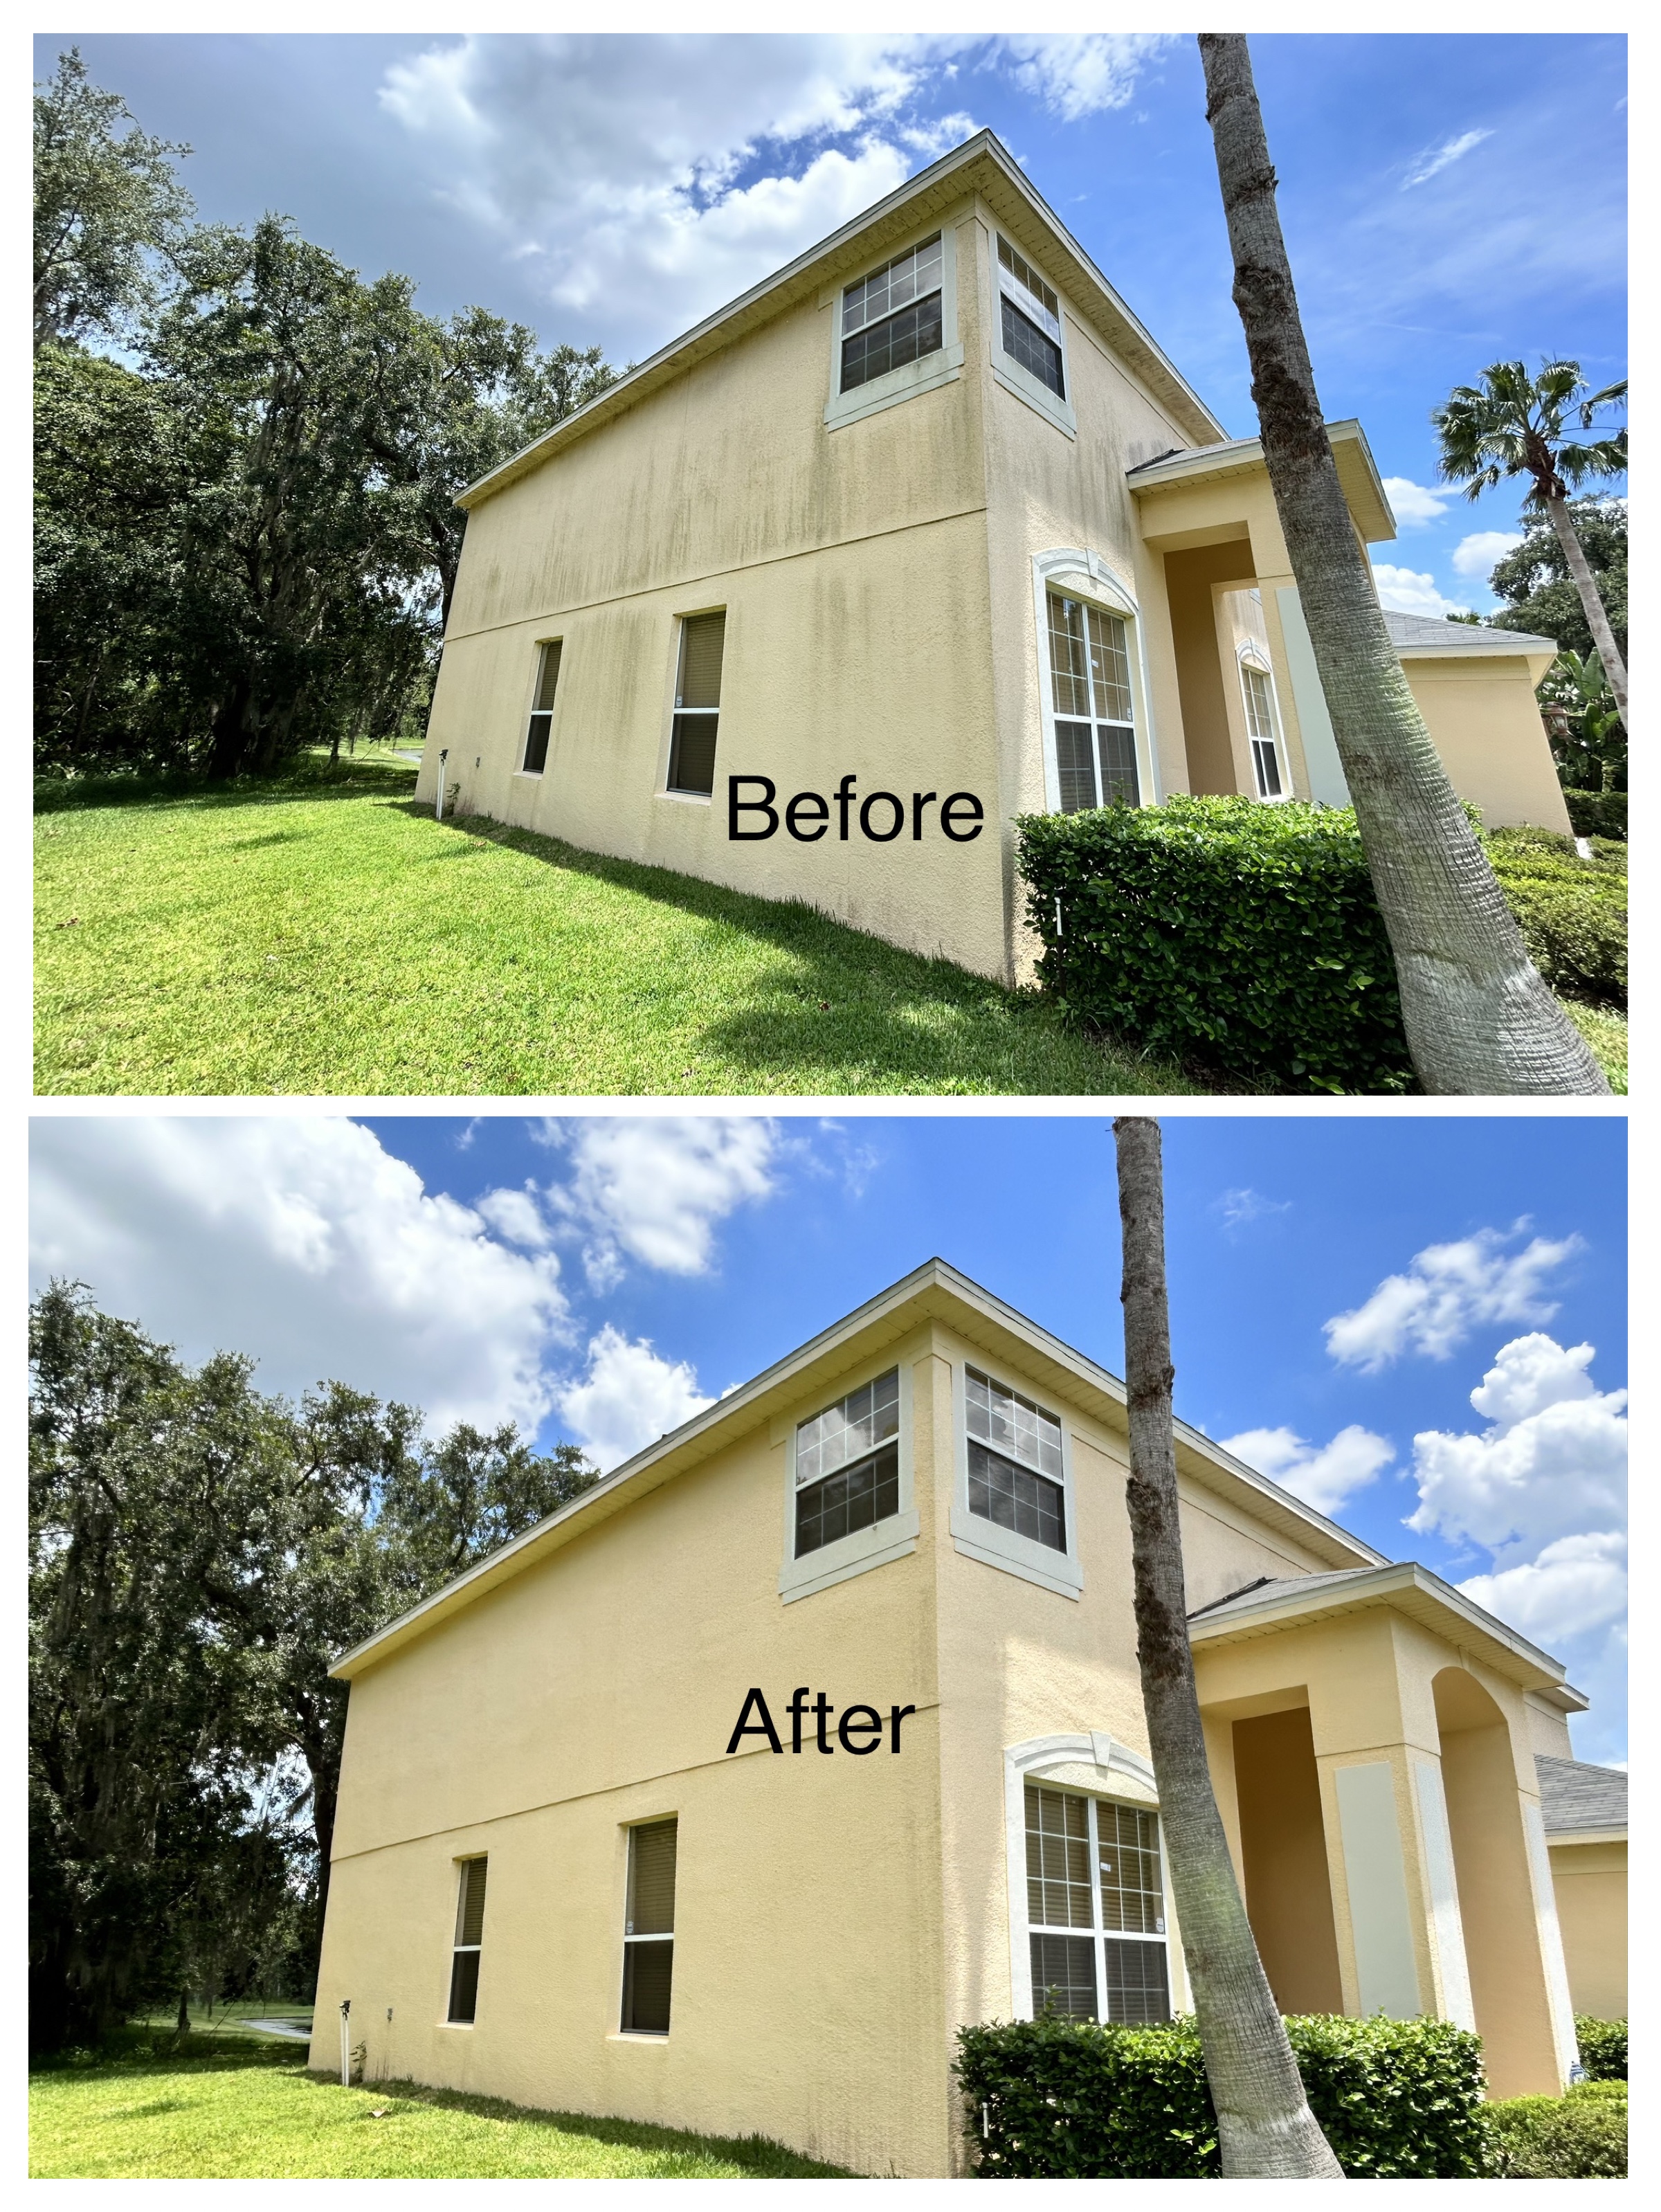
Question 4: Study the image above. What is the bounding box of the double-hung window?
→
[447,1856,488,2024]
[621,1818,678,2035]
[996,237,1065,399]
[795,1368,900,1558]
[839,235,943,393]
[1026,1784,1170,2024]
[1240,660,1285,799]
[522,642,561,774]
[965,1367,1066,1553]
[668,613,724,797]
[1047,594,1139,813]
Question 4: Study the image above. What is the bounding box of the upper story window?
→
[522,641,561,775]
[996,237,1064,399]
[795,1367,900,1557]
[1047,595,1139,813]
[1240,660,1285,799]
[668,611,724,797]
[1026,1784,1170,2024]
[965,1367,1066,1554]
[840,235,943,393]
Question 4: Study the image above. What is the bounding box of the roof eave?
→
[1126,419,1397,544]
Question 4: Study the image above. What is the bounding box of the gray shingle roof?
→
[1536,1754,1627,1835]
[1381,607,1557,655]
[1188,1569,1375,1622]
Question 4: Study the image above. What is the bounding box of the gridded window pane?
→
[841,292,943,392]
[1031,1933,1097,2020]
[676,614,725,710]
[968,1440,1065,1552]
[965,1368,1063,1478]
[1102,1937,1170,2024]
[795,1442,900,1557]
[998,235,1060,325]
[1098,1802,1165,1935]
[1026,1785,1093,1928]
[626,1820,678,1937]
[1047,597,1091,718]
[1087,608,1133,724]
[842,235,943,335]
[621,1938,673,2034]
[796,1368,899,1486]
[1000,295,1064,398]
[1055,721,1097,815]
[1242,667,1282,797]
[1096,725,1140,808]
[668,714,718,795]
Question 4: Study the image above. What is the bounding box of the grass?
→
[29,2035,853,2179]
[35,754,1196,1097]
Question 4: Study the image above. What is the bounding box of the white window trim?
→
[990,233,1078,439]
[1003,1734,1183,2021]
[1237,644,1292,802]
[778,1357,918,1603]
[514,637,563,780]
[444,1856,486,2029]
[948,1357,1082,1599]
[824,223,965,433]
[656,606,728,806]
[1031,548,1162,815]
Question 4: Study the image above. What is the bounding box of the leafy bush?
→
[955,2013,1489,2178]
[1485,828,1627,1008]
[1563,789,1626,841]
[1486,2080,1626,2178]
[1574,2016,1627,2080]
[1015,797,1413,1095]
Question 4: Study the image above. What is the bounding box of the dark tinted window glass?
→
[448,1947,481,2024]
[1031,1933,1096,2020]
[1000,296,1064,397]
[622,1940,673,2033]
[968,1440,1065,1552]
[1102,1937,1170,2023]
[669,714,718,795]
[841,291,944,392]
[1055,722,1096,814]
[1096,725,1139,808]
[795,1441,900,1557]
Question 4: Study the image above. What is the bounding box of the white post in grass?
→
[436,748,449,822]
[338,1997,351,2087]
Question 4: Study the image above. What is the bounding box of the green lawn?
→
[35,756,1196,1097]
[30,2040,852,2179]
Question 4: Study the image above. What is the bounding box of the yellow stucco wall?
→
[1548,1839,1627,2020]
[1400,659,1574,833]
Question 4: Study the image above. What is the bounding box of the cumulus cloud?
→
[1219,1424,1395,1515]
[28,1117,568,1435]
[1451,529,1525,581]
[1214,1186,1291,1232]
[554,1325,714,1471]
[1371,562,1471,619]
[1403,128,1493,189]
[1324,1225,1581,1372]
[1381,476,1451,527]
[1458,1532,1627,1649]
[538,1117,779,1287]
[1000,33,1176,123]
[1406,1333,1626,1559]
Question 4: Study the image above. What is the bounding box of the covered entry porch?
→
[1190,1563,1583,2100]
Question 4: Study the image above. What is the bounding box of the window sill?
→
[438,2020,475,2031]
[608,2031,671,2045]
[779,1509,920,1604]
[990,357,1077,439]
[949,1502,1082,1598]
[658,788,712,806]
[512,769,545,780]
[825,343,965,432]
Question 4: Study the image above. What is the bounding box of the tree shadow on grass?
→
[35,755,419,817]
[425,808,1195,1096]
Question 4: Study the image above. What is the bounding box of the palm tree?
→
[1195,34,1606,1096]
[1113,1117,1343,2179]
[1433,363,1627,732]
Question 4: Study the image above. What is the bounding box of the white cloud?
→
[1403,128,1493,189]
[1371,562,1471,619]
[539,1117,779,1287]
[28,1118,568,1435]
[1406,1333,1626,1559]
[1215,1187,1291,1231]
[1381,476,1451,527]
[1000,34,1175,123]
[1324,1226,1581,1372]
[1219,1423,1395,1515]
[1451,529,1525,581]
[1458,1532,1626,1649]
[554,1324,714,1471]
[474,1183,552,1248]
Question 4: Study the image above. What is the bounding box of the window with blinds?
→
[1025,1784,1170,2024]
[965,1367,1066,1554]
[523,641,561,774]
[795,1368,900,1558]
[840,235,944,393]
[669,613,725,796]
[1047,595,1139,813]
[621,1818,678,2035]
[448,1856,488,2023]
[997,237,1065,399]
[1240,662,1284,798]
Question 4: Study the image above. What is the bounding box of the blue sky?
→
[40,30,1626,620]
[30,1112,1628,1759]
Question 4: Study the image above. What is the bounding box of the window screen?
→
[669,613,724,796]
[448,1856,488,2023]
[841,235,944,393]
[1030,1932,1097,2020]
[523,641,561,774]
[1025,1784,1170,2027]
[1046,595,1138,813]
[795,1368,900,1558]
[621,1819,678,2034]
[1241,664,1283,798]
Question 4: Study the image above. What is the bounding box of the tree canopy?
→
[1487,496,1627,664]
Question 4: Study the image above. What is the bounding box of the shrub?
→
[1015,797,1413,1094]
[1574,2016,1627,2080]
[955,2013,1489,2178]
[1486,2080,1627,2177]
[1485,831,1627,1008]
[1563,789,1626,841]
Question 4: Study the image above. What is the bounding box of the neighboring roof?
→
[332,1258,1384,1681]
[1186,1563,1583,1699]
[1536,1754,1628,1841]
[457,129,1226,510]
[1383,607,1558,658]
[1125,419,1397,545]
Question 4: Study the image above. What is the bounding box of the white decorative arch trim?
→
[1029,550,1163,810]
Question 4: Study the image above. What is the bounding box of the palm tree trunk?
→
[1545,496,1628,730]
[1114,1118,1343,2177]
[1197,34,1607,1096]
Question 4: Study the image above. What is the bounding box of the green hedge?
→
[1563,788,1626,841]
[955,2013,1490,2178]
[1015,797,1413,1095]
[1573,2015,1627,2080]
[1486,2080,1626,2177]
[1485,828,1627,1009]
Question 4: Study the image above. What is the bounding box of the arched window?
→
[1237,646,1289,801]
[1032,552,1156,815]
